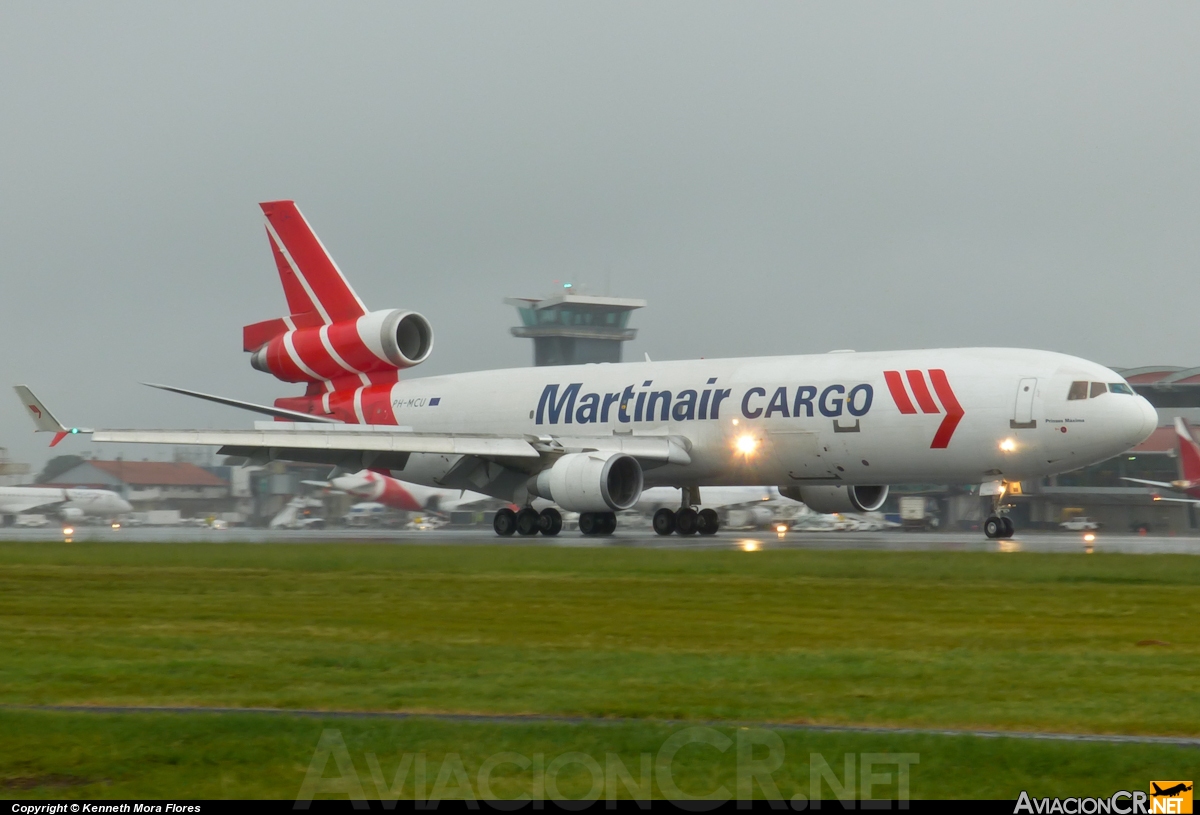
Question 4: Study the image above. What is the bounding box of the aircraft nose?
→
[1131,395,1159,444]
[119,499,133,513]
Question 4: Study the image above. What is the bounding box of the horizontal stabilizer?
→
[143,383,341,424]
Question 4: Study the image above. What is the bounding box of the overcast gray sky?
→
[2,3,1198,470]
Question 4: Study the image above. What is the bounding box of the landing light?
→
[740,539,760,552]
[999,438,1016,453]
[735,435,758,456]
[1083,532,1096,542]
[111,522,121,530]
[775,523,788,534]
[62,527,74,536]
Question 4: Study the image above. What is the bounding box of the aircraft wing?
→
[1121,477,1175,489]
[18,386,693,474]
[1150,495,1200,505]
[91,426,691,469]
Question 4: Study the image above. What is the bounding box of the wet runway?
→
[2,525,1200,554]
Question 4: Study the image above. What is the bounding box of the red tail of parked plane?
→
[240,201,433,424]
[1124,417,1200,501]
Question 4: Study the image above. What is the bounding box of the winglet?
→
[12,385,90,446]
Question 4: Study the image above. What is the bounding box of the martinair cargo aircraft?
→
[16,201,1159,540]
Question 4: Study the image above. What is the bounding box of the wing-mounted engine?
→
[780,485,888,514]
[529,452,644,512]
[248,309,434,384]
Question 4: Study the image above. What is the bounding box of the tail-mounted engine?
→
[780,485,889,514]
[248,309,434,384]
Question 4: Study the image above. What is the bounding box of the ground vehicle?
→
[1060,516,1099,531]
[899,496,939,530]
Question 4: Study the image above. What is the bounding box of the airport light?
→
[740,539,760,552]
[1083,532,1096,543]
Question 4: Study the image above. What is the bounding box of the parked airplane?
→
[0,486,132,525]
[301,469,489,514]
[15,201,1159,540]
[1122,417,1200,504]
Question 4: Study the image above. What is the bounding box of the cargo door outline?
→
[769,429,841,481]
[1011,378,1037,429]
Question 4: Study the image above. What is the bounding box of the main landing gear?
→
[652,505,720,537]
[493,507,611,537]
[494,507,563,537]
[983,480,1016,540]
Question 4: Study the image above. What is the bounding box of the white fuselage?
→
[0,486,133,519]
[369,347,1157,500]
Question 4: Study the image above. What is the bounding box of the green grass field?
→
[1,541,1197,799]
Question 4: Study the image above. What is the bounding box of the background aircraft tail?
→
[1175,417,1200,483]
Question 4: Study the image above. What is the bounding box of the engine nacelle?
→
[530,452,644,512]
[251,309,434,383]
[779,485,889,514]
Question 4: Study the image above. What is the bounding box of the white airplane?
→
[14,201,1159,541]
[0,485,132,524]
[301,469,489,514]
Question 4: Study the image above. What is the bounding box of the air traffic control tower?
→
[506,287,646,367]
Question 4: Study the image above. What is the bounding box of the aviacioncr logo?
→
[883,369,964,449]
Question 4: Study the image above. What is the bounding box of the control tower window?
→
[1067,381,1088,401]
[1109,383,1133,395]
[1090,382,1108,398]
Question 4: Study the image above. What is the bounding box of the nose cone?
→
[1131,395,1159,446]
[118,498,133,513]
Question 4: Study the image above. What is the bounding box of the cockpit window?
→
[1090,382,1108,398]
[1109,383,1133,395]
[1067,381,1088,401]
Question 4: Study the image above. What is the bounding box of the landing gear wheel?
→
[494,508,517,537]
[538,508,563,536]
[653,508,677,536]
[676,507,699,536]
[1001,517,1014,539]
[579,512,598,536]
[697,508,720,536]
[516,507,540,536]
[598,512,617,535]
[983,516,1002,539]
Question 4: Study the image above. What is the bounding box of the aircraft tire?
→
[579,512,598,535]
[539,507,563,536]
[516,507,541,536]
[599,512,617,535]
[983,516,1002,539]
[676,507,699,536]
[652,508,676,536]
[697,508,720,536]
[1001,517,1014,539]
[494,508,517,536]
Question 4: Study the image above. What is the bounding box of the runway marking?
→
[6,705,1199,747]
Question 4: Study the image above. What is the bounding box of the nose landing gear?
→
[983,480,1016,540]
[983,515,1014,539]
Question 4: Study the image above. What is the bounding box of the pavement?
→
[2,524,1200,554]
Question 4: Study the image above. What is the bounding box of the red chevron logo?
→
[882,369,964,449]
